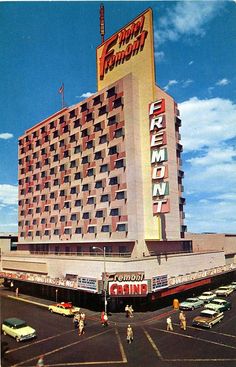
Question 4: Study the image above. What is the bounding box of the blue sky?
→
[0,1,236,234]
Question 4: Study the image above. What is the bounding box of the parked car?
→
[179,297,204,310]
[204,298,232,312]
[215,286,234,297]
[230,281,236,290]
[192,309,224,329]
[48,302,80,316]
[198,291,216,303]
[1,318,36,342]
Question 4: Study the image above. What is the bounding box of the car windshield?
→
[186,299,196,303]
[202,292,212,296]
[212,300,225,305]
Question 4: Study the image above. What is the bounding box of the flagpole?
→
[62,83,64,109]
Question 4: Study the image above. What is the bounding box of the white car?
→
[230,281,236,290]
[192,309,224,328]
[198,291,216,303]
[215,286,234,297]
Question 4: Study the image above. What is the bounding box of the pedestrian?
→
[15,287,19,297]
[73,313,80,329]
[103,312,109,327]
[78,319,84,336]
[36,355,44,366]
[126,324,134,344]
[101,311,105,326]
[179,311,186,330]
[80,311,86,325]
[125,305,130,318]
[166,316,173,331]
[129,305,134,317]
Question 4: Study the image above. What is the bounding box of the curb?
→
[7,295,49,308]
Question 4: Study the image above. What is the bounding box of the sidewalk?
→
[0,287,176,326]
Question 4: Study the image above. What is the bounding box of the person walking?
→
[80,311,86,325]
[166,316,173,331]
[179,311,186,330]
[103,312,109,327]
[126,325,134,344]
[78,319,84,336]
[73,313,80,329]
[36,355,44,366]
[125,305,130,318]
[129,305,134,318]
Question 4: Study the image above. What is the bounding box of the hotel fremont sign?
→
[107,272,148,297]
[98,13,148,79]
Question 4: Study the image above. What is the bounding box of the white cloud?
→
[155,2,223,45]
[77,92,94,99]
[0,133,13,140]
[154,50,165,62]
[188,61,194,66]
[216,78,230,86]
[163,79,178,91]
[179,97,236,152]
[0,184,18,206]
[186,147,236,166]
[182,79,193,88]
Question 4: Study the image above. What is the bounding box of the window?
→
[87,140,94,149]
[87,196,95,205]
[50,144,55,152]
[64,201,71,209]
[60,190,65,197]
[109,146,118,155]
[81,128,89,137]
[83,212,90,219]
[93,95,101,105]
[96,210,104,218]
[71,214,77,221]
[70,160,77,168]
[41,171,46,178]
[45,182,50,189]
[94,151,103,160]
[59,139,65,147]
[75,227,82,234]
[50,217,56,223]
[109,176,118,185]
[100,164,108,173]
[33,219,37,225]
[94,123,101,132]
[64,150,69,158]
[70,134,76,143]
[116,159,125,169]
[45,230,50,236]
[108,115,117,126]
[69,109,76,118]
[86,112,93,122]
[36,184,40,191]
[70,187,77,194]
[95,180,103,189]
[107,86,116,98]
[54,229,60,235]
[28,231,32,237]
[87,168,94,177]
[110,208,120,216]
[36,231,41,237]
[53,130,59,138]
[54,204,59,210]
[64,228,71,235]
[45,206,49,212]
[101,225,110,232]
[50,167,55,175]
[88,226,96,233]
[117,223,127,232]
[50,192,55,199]
[75,199,82,207]
[114,128,124,138]
[99,134,107,144]
[99,105,107,116]
[33,196,37,203]
[116,191,126,200]
[60,164,65,172]
[82,184,89,191]
[64,176,70,183]
[74,145,81,154]
[53,154,59,162]
[36,162,41,169]
[60,215,66,222]
[50,121,55,129]
[82,156,89,164]
[113,97,123,108]
[101,194,109,202]
[74,119,80,128]
[41,194,46,201]
[74,172,81,180]
[41,148,46,155]
[54,179,59,186]
[59,115,65,124]
[41,218,46,224]
[81,103,88,112]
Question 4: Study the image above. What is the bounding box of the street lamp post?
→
[92,246,107,314]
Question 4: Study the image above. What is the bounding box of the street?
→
[1,290,236,367]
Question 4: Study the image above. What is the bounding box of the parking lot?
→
[1,287,236,367]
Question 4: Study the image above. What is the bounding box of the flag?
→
[58,84,64,94]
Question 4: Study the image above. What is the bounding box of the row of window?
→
[20,222,128,237]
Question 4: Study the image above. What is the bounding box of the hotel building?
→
[1,9,235,309]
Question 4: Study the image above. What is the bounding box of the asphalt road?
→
[1,292,236,367]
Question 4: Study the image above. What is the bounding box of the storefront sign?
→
[98,13,148,79]
[149,99,170,214]
[152,274,168,291]
[107,271,145,282]
[109,281,148,297]
[77,277,97,293]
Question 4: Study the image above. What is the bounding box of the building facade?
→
[1,8,235,309]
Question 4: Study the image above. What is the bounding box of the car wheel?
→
[63,314,66,317]
[209,324,212,329]
[50,309,54,313]
[16,337,20,342]
[192,306,195,310]
[3,331,6,336]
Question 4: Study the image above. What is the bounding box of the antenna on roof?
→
[100,3,105,43]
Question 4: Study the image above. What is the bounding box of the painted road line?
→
[115,328,128,363]
[150,326,236,351]
[11,328,120,367]
[36,361,126,366]
[184,324,236,339]
[7,295,49,307]
[165,358,236,362]
[143,329,163,360]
